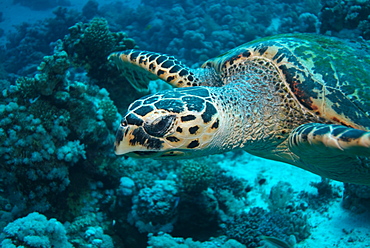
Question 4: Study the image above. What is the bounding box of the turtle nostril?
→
[121,120,128,127]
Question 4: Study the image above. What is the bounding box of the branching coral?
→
[148,233,246,248]
[298,178,341,211]
[35,48,70,96]
[0,93,84,211]
[320,0,370,38]
[129,180,179,233]
[223,207,310,247]
[98,98,118,129]
[63,17,141,109]
[0,16,137,215]
[342,183,370,213]
[64,17,136,79]
[267,181,294,211]
[3,7,81,75]
[180,160,215,193]
[67,213,114,248]
[1,212,72,248]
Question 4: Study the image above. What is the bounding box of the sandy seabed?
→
[219,153,370,248]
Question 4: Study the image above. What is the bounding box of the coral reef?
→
[267,181,295,211]
[320,0,370,39]
[63,17,135,79]
[129,179,179,233]
[222,206,310,247]
[1,212,72,248]
[148,233,246,248]
[0,16,135,240]
[298,178,341,212]
[180,160,215,193]
[3,7,82,76]
[0,75,86,212]
[100,0,324,66]
[63,17,141,109]
[342,183,370,214]
[67,213,114,248]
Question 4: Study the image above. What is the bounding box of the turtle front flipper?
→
[108,50,221,91]
[288,123,370,185]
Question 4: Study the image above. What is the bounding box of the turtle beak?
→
[115,125,185,158]
[114,124,145,155]
[114,126,164,158]
[114,124,131,155]
[114,121,165,156]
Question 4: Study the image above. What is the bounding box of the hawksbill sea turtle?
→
[108,33,370,185]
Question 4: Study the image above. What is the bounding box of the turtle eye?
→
[144,115,176,137]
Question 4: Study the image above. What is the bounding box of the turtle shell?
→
[202,34,370,131]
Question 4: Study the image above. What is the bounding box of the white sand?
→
[218,152,370,247]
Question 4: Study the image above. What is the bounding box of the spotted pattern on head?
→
[115,87,221,158]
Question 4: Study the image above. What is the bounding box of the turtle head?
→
[115,87,221,159]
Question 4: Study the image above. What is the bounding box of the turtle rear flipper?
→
[289,123,370,184]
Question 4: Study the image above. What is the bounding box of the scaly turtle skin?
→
[109,33,370,185]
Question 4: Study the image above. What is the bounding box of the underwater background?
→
[0,0,370,247]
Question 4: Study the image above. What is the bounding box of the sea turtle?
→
[108,33,370,185]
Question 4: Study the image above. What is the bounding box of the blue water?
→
[0,0,370,247]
